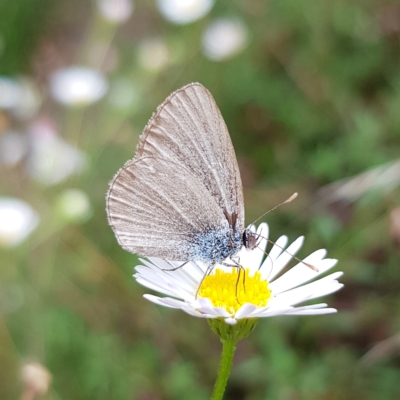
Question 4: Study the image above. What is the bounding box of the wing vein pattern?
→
[107,83,244,262]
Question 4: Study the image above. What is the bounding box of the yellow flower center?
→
[198,268,271,314]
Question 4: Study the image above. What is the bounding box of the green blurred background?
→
[1,0,400,399]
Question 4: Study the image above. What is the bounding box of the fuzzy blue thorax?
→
[188,225,243,264]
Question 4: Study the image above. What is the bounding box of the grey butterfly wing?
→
[107,156,232,261]
[136,83,244,232]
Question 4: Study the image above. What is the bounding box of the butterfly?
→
[106,83,281,268]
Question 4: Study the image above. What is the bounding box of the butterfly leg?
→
[160,260,189,272]
[195,263,216,299]
[223,256,247,300]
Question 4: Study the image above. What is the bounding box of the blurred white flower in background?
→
[49,67,108,106]
[0,77,41,118]
[56,189,92,223]
[27,118,87,185]
[0,77,21,110]
[0,131,27,166]
[0,197,40,247]
[138,38,170,71]
[202,18,249,61]
[108,77,139,110]
[12,78,41,119]
[157,0,214,25]
[21,362,52,398]
[97,0,134,23]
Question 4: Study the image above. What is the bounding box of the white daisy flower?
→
[97,0,134,24]
[0,131,27,166]
[27,118,87,186]
[157,0,214,25]
[21,362,52,397]
[0,76,41,118]
[202,18,249,62]
[56,189,92,223]
[49,67,108,107]
[134,223,343,325]
[0,197,40,247]
[0,76,20,109]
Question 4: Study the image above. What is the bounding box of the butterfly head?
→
[243,228,259,250]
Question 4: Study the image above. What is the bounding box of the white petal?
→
[251,306,295,317]
[174,259,208,281]
[284,308,337,315]
[224,317,237,325]
[247,297,294,317]
[264,236,304,281]
[259,235,290,280]
[269,252,337,295]
[235,303,258,319]
[144,257,204,286]
[239,223,269,272]
[252,222,269,269]
[134,269,193,298]
[145,292,206,317]
[136,278,179,298]
[198,305,230,317]
[308,282,343,299]
[282,303,328,311]
[135,261,199,296]
[157,297,190,308]
[273,272,344,306]
[196,298,231,317]
[182,307,210,318]
[254,303,330,317]
[272,289,314,308]
[136,274,196,300]
[143,266,196,295]
[143,294,182,309]
[269,235,288,262]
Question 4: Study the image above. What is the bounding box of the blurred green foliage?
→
[1,0,400,399]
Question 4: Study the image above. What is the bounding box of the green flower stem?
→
[211,337,238,400]
[209,318,259,400]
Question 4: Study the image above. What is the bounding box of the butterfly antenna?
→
[256,235,319,272]
[251,192,298,226]
[239,263,247,298]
